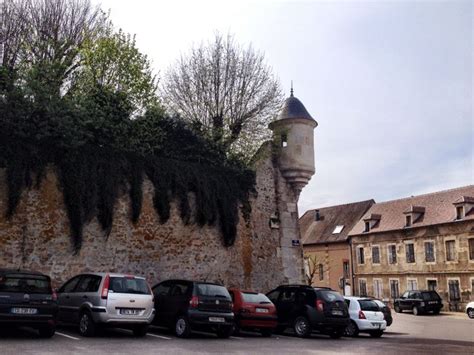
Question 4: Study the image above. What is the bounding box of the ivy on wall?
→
[0,81,256,253]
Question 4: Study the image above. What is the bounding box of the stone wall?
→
[0,143,305,291]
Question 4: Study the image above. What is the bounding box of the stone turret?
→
[269,88,318,197]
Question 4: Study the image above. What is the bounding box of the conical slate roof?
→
[277,91,315,121]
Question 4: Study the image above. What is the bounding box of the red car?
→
[228,288,277,337]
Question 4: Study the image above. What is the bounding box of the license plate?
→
[120,309,139,315]
[256,308,269,313]
[209,317,225,323]
[332,310,343,316]
[371,323,381,329]
[11,307,38,315]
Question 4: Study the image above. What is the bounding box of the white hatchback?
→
[343,297,386,338]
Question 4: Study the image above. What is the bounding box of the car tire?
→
[132,325,148,337]
[216,326,233,339]
[344,321,359,337]
[369,330,384,338]
[38,326,56,338]
[78,311,96,337]
[467,308,474,319]
[260,328,273,337]
[293,316,311,338]
[175,316,191,338]
[413,306,420,316]
[394,304,401,313]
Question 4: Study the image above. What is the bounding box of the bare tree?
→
[304,254,328,286]
[1,0,109,94]
[162,33,283,160]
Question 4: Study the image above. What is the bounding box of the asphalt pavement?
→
[0,312,473,354]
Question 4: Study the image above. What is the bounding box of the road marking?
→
[230,336,244,340]
[55,331,80,340]
[147,333,172,340]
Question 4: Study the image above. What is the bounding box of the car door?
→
[57,275,82,323]
[169,282,191,318]
[266,290,281,323]
[399,291,410,310]
[277,288,297,326]
[152,281,173,325]
[70,275,96,323]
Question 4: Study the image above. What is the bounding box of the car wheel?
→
[175,316,191,338]
[467,308,474,319]
[344,321,359,337]
[293,316,311,338]
[216,326,233,339]
[413,306,420,316]
[394,304,401,313]
[132,325,148,337]
[79,312,96,337]
[38,326,56,338]
[369,330,384,338]
[260,328,273,337]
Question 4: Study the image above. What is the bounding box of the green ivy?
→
[0,84,256,253]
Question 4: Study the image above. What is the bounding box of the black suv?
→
[152,279,234,338]
[266,285,349,338]
[0,269,58,337]
[394,290,443,315]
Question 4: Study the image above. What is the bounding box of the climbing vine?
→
[0,82,256,253]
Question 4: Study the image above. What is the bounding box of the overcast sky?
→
[96,0,473,215]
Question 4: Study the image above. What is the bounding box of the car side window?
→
[153,282,172,297]
[170,283,189,297]
[75,276,94,293]
[77,275,101,293]
[296,291,307,305]
[59,276,81,293]
[401,291,409,299]
[280,289,296,303]
[267,290,280,303]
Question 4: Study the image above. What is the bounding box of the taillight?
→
[101,274,110,299]
[358,310,366,319]
[189,295,199,308]
[316,299,324,312]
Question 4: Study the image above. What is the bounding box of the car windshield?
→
[109,277,150,295]
[421,291,440,301]
[241,292,272,304]
[358,299,380,311]
[0,274,51,294]
[317,290,344,302]
[196,284,230,298]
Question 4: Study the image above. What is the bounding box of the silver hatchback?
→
[57,273,155,336]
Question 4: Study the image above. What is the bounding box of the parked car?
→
[152,280,234,338]
[370,299,392,326]
[57,273,155,337]
[266,285,349,338]
[466,301,474,319]
[0,269,58,338]
[393,290,443,315]
[228,288,277,337]
[344,297,386,338]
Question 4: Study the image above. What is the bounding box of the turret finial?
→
[290,81,294,97]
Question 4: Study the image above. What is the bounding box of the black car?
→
[394,290,443,315]
[152,279,234,338]
[370,299,393,326]
[266,285,349,338]
[0,269,58,337]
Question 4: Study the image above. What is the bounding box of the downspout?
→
[349,236,355,296]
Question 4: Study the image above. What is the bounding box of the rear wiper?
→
[214,295,227,298]
[259,301,271,304]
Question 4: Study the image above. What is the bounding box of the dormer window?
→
[333,225,344,234]
[364,221,370,232]
[456,206,464,220]
[453,196,474,220]
[405,215,412,227]
[315,210,320,221]
[403,205,425,227]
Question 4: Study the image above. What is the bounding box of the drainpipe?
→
[349,236,355,296]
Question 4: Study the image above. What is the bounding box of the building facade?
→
[301,200,374,295]
[349,186,474,311]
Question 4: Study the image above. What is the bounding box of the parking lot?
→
[1,312,473,354]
